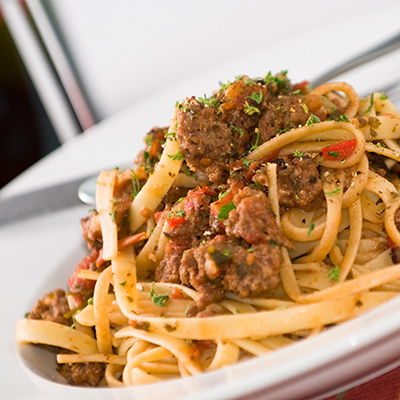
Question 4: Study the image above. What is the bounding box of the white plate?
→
[2,204,400,400]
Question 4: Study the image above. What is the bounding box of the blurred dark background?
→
[0,9,59,189]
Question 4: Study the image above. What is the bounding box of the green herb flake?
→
[242,157,252,168]
[175,210,186,217]
[336,114,350,122]
[250,130,261,151]
[246,90,263,104]
[87,297,94,305]
[231,125,244,138]
[290,89,303,96]
[219,188,231,200]
[293,150,305,157]
[198,94,220,107]
[153,294,169,307]
[327,266,340,282]
[380,92,388,100]
[363,93,374,115]
[308,221,315,237]
[168,150,185,161]
[217,201,236,220]
[120,281,127,287]
[131,169,141,198]
[243,101,260,115]
[306,114,321,126]
[325,188,342,196]
[327,151,339,158]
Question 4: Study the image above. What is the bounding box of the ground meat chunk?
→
[134,126,168,172]
[58,362,105,387]
[225,186,292,248]
[155,237,189,283]
[176,97,233,182]
[28,289,71,326]
[155,187,214,283]
[179,235,281,307]
[258,94,310,142]
[81,211,102,251]
[276,155,323,210]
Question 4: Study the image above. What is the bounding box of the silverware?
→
[0,175,89,226]
[311,31,400,87]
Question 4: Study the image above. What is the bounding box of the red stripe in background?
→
[325,366,400,400]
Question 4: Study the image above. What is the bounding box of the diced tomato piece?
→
[69,249,98,296]
[210,189,234,220]
[322,139,357,161]
[293,80,310,94]
[166,216,186,229]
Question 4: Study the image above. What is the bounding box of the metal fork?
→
[311,31,400,87]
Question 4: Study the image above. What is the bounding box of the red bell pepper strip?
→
[96,231,148,267]
[322,139,357,161]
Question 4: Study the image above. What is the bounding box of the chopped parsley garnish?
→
[380,92,388,100]
[325,188,342,196]
[290,89,303,96]
[276,128,290,135]
[336,114,350,122]
[222,249,230,256]
[145,134,153,146]
[153,294,169,307]
[88,208,99,215]
[250,129,260,151]
[293,150,305,157]
[70,309,81,330]
[131,169,141,198]
[243,101,260,115]
[363,93,374,114]
[231,125,244,138]
[120,281,127,287]
[327,266,340,282]
[218,188,231,199]
[242,157,252,168]
[217,201,236,220]
[148,282,169,307]
[246,90,263,104]
[308,221,315,237]
[164,131,176,139]
[175,210,186,217]
[306,114,321,126]
[244,78,257,86]
[198,94,220,107]
[327,151,339,158]
[168,150,185,161]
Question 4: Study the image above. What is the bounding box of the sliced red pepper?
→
[96,231,148,267]
[322,139,357,161]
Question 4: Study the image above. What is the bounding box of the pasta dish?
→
[15,71,400,387]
